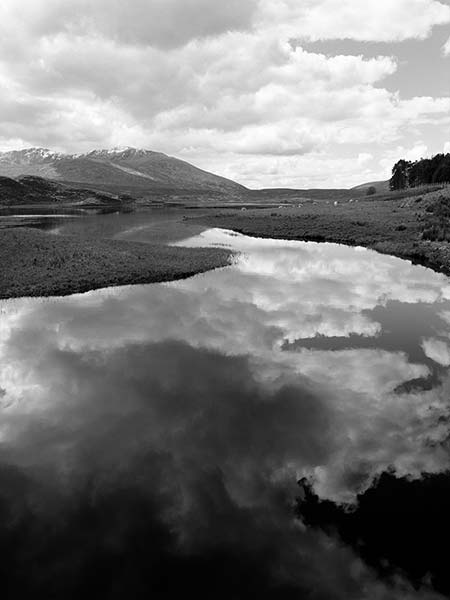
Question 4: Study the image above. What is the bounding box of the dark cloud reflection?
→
[0,229,450,598]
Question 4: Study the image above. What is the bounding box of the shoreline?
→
[3,192,450,301]
[211,225,450,277]
[192,199,450,279]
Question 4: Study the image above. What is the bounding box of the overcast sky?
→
[0,0,449,188]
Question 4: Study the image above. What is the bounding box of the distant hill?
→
[0,147,246,196]
[248,188,365,202]
[0,175,133,208]
[351,180,390,193]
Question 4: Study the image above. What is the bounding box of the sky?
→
[0,0,449,189]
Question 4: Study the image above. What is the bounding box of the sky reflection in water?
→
[0,228,450,598]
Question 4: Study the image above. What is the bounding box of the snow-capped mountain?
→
[0,147,246,194]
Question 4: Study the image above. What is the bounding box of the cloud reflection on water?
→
[0,229,449,597]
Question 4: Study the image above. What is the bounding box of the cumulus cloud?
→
[267,0,450,42]
[0,0,448,186]
[0,0,259,49]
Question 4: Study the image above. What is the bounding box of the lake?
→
[1,227,449,598]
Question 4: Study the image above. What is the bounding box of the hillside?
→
[0,147,246,196]
[351,180,390,193]
[0,175,133,208]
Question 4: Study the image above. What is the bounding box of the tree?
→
[366,186,376,196]
[390,153,450,190]
[390,160,410,190]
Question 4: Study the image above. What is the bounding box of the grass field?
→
[0,228,231,299]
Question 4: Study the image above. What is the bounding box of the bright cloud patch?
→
[265,0,450,42]
[422,338,450,367]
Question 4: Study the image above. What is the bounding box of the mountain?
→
[0,175,134,208]
[0,147,246,195]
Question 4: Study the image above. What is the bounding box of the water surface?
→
[1,229,449,598]
[17,207,212,243]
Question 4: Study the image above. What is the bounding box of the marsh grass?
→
[0,228,231,299]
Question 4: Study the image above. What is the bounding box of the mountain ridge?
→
[0,147,246,195]
[0,147,392,198]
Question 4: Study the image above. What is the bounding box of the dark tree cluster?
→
[297,471,450,596]
[390,153,450,190]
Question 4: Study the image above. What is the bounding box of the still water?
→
[1,206,214,243]
[1,228,450,598]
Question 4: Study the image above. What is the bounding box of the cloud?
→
[4,0,448,49]
[422,338,450,366]
[1,0,259,49]
[443,36,450,55]
[260,0,450,42]
[0,0,448,185]
[404,143,429,161]
[357,152,373,165]
[379,143,435,177]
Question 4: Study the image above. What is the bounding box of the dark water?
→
[1,228,450,598]
[1,206,211,243]
[0,206,206,243]
[57,207,208,243]
[0,207,89,216]
[0,206,125,233]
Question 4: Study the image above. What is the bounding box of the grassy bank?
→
[192,188,450,277]
[0,228,231,300]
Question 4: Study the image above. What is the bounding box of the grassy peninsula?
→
[0,228,231,300]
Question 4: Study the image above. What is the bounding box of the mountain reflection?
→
[0,229,449,598]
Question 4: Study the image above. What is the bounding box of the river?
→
[0,227,449,598]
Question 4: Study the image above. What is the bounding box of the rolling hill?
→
[0,147,246,196]
[351,180,390,193]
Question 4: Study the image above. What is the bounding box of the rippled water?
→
[1,229,450,598]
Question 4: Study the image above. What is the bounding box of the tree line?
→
[390,153,450,190]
